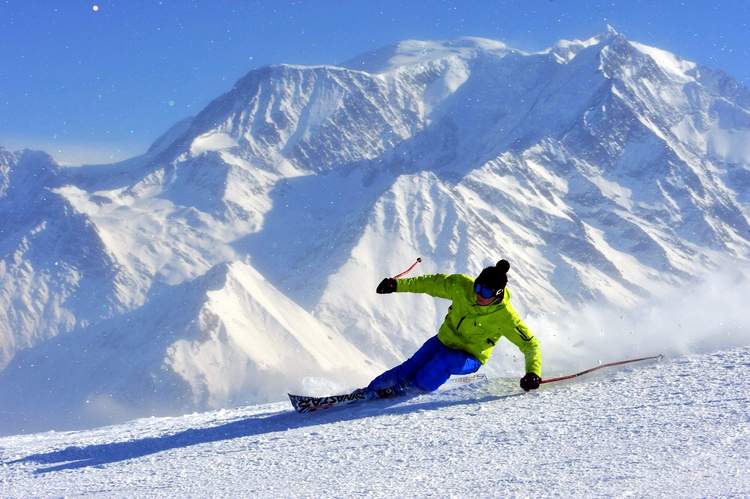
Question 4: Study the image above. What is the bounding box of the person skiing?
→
[367,259,542,397]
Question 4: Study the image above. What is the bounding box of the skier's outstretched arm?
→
[377,274,464,300]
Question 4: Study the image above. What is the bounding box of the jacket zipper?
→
[456,315,467,332]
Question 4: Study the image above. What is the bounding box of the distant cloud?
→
[0,136,146,166]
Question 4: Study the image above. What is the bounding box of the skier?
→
[367,259,542,397]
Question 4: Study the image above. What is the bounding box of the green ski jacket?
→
[397,273,542,377]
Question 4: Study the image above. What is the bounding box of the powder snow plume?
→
[514,261,750,378]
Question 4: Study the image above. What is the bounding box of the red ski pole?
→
[540,354,663,384]
[392,257,422,279]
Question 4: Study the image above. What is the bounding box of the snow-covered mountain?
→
[0,149,132,368]
[0,261,378,433]
[2,28,750,434]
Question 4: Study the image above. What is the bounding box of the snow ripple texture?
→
[1,348,748,497]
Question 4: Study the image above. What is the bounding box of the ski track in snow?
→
[1,347,748,497]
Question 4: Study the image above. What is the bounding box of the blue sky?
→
[1,0,749,165]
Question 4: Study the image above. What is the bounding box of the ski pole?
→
[392,257,422,279]
[540,354,663,385]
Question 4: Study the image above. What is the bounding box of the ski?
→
[288,387,373,414]
[288,373,489,414]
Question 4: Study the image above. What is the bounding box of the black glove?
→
[376,278,397,294]
[520,373,541,392]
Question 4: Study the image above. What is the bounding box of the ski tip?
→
[287,393,306,413]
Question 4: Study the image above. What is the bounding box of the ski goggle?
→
[474,282,500,299]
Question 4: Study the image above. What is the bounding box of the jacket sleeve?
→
[503,321,542,377]
[396,274,465,300]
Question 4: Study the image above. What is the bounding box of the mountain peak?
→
[545,25,625,63]
[341,37,513,73]
[604,23,620,37]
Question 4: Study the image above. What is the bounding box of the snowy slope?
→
[1,347,748,497]
[2,29,750,433]
[0,261,379,435]
[0,149,131,369]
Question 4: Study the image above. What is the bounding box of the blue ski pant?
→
[367,336,482,392]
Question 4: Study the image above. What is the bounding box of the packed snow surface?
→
[1,347,748,497]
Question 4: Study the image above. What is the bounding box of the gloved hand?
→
[376,278,397,294]
[520,372,541,392]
